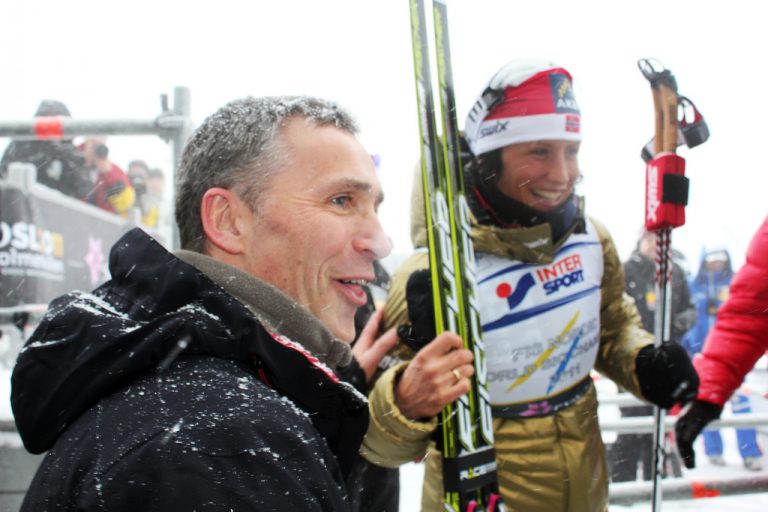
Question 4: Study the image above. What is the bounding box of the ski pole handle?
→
[639,58,689,231]
[658,84,679,153]
[638,58,679,156]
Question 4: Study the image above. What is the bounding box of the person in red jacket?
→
[81,138,135,217]
[676,215,768,468]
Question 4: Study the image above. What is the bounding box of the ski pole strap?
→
[661,173,689,206]
[442,446,498,494]
[492,375,592,418]
[638,58,678,93]
[679,96,710,148]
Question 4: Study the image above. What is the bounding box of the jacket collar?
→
[175,249,352,369]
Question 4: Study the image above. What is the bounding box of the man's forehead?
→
[325,175,384,204]
[277,118,383,198]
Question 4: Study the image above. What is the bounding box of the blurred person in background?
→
[1,99,91,199]
[146,167,165,198]
[126,159,160,227]
[82,138,135,218]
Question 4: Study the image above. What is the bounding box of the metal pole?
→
[0,117,188,140]
[169,86,193,250]
[170,86,192,178]
[599,394,649,407]
[652,227,674,510]
[600,413,768,433]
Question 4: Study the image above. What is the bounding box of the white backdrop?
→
[2,0,766,270]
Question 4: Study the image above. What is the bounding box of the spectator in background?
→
[126,159,160,227]
[0,99,91,200]
[126,159,150,193]
[681,246,763,471]
[610,229,696,482]
[82,138,135,218]
[147,167,165,198]
[145,167,167,227]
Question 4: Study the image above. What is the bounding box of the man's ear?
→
[200,187,246,255]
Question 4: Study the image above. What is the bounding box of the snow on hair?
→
[175,96,359,252]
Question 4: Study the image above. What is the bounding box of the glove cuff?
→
[686,400,723,423]
[636,343,699,408]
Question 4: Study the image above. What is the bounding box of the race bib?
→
[477,222,604,406]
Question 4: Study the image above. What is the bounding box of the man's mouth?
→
[336,278,371,307]
[339,278,370,286]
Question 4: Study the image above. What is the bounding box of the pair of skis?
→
[407,1,503,511]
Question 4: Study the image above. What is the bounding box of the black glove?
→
[396,269,436,353]
[635,342,699,409]
[675,400,723,468]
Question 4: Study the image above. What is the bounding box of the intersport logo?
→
[537,254,584,296]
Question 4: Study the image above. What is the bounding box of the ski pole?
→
[637,58,701,512]
[640,57,682,512]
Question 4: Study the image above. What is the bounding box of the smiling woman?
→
[363,57,699,512]
[497,140,581,211]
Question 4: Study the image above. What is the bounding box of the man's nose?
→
[354,214,392,260]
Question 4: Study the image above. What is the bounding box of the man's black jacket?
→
[11,228,368,511]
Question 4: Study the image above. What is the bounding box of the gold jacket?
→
[362,177,652,511]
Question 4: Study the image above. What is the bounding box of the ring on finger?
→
[452,368,462,383]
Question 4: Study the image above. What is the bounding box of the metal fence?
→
[0,86,193,249]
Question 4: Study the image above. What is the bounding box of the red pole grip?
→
[645,152,688,230]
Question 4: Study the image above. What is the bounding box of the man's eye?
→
[331,195,352,208]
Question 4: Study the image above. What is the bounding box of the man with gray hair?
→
[11,96,398,511]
